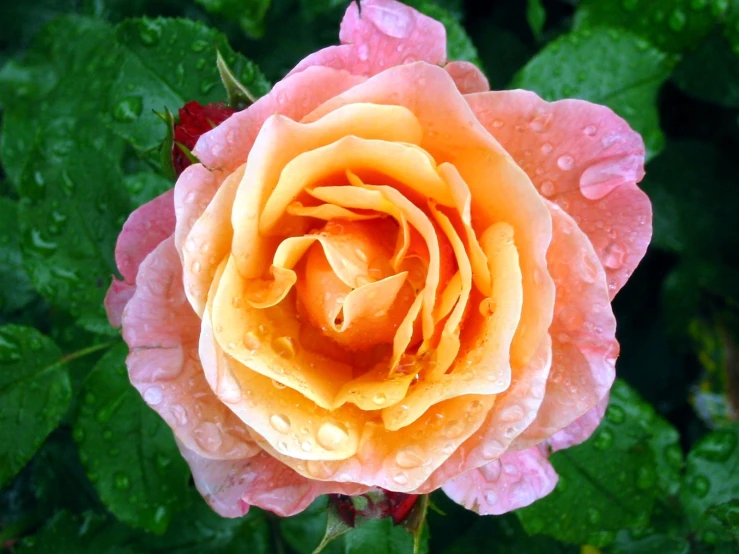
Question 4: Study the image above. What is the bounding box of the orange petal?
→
[231,103,423,280]
[381,222,522,430]
[303,62,554,369]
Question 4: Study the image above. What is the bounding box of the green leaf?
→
[405,0,480,65]
[0,198,36,315]
[672,30,739,108]
[680,424,739,544]
[574,0,728,54]
[0,17,133,334]
[15,511,139,554]
[402,495,430,554]
[109,17,270,153]
[516,380,660,547]
[312,499,354,554]
[512,28,678,158]
[605,531,690,554]
[195,0,271,38]
[123,170,172,209]
[281,497,345,554]
[31,430,101,516]
[74,343,191,534]
[133,492,271,553]
[217,49,259,109]
[0,325,71,488]
[709,499,739,546]
[527,0,546,40]
[443,514,576,554]
[343,517,427,554]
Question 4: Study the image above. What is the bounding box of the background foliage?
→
[1,0,739,552]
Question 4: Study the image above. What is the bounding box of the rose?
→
[171,101,235,176]
[105,0,651,518]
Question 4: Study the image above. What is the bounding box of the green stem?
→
[267,513,287,554]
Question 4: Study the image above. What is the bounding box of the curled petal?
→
[193,66,366,172]
[548,393,610,452]
[122,238,258,460]
[304,62,554,370]
[512,201,617,449]
[178,441,368,518]
[104,280,134,329]
[466,90,651,298]
[287,0,446,78]
[441,445,558,515]
[445,61,490,94]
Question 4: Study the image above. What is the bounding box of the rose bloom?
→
[106,0,651,518]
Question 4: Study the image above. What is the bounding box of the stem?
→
[60,340,118,364]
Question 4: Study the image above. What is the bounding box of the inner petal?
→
[296,219,416,351]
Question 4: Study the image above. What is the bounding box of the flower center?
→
[295,219,416,351]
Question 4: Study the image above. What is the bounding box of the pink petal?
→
[466,90,651,298]
[193,66,365,173]
[512,201,617,449]
[442,445,558,515]
[445,61,489,94]
[178,441,369,518]
[286,0,446,79]
[104,279,134,328]
[174,163,227,259]
[415,335,552,494]
[105,189,176,328]
[114,190,176,285]
[121,237,259,461]
[548,393,610,452]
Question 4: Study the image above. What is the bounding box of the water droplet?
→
[557,155,574,170]
[540,142,553,154]
[443,419,464,439]
[143,386,163,406]
[306,460,337,479]
[169,404,188,426]
[357,43,370,61]
[583,125,597,136]
[395,445,426,468]
[190,39,208,52]
[540,180,555,197]
[603,242,626,269]
[372,393,387,405]
[194,422,223,453]
[606,405,625,424]
[368,5,413,38]
[138,19,162,45]
[114,471,131,491]
[300,440,313,452]
[272,336,296,359]
[699,429,737,462]
[316,421,349,450]
[492,119,503,128]
[392,471,409,485]
[270,414,291,434]
[594,428,614,450]
[668,9,687,31]
[191,261,202,274]
[484,490,498,505]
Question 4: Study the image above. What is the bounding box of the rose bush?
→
[105,0,651,518]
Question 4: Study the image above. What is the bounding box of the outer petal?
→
[441,445,558,515]
[106,189,176,328]
[286,0,446,79]
[466,90,651,298]
[178,442,369,518]
[122,237,258,461]
[548,393,610,452]
[445,61,489,94]
[512,201,617,449]
[193,66,366,173]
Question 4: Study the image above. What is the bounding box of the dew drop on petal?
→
[143,386,163,406]
[540,180,555,197]
[395,445,426,469]
[270,414,291,434]
[316,421,349,450]
[557,155,574,170]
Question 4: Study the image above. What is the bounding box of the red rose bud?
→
[172,101,235,176]
[329,489,419,527]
